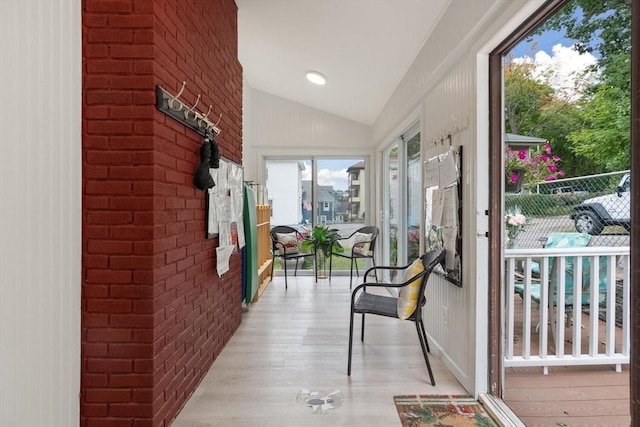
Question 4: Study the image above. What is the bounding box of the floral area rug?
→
[394,395,497,427]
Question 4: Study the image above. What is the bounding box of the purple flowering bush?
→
[505,142,564,190]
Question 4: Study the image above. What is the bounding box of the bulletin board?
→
[423,146,462,287]
[206,157,245,276]
[206,157,244,243]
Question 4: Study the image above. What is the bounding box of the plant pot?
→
[316,251,329,279]
[505,169,524,193]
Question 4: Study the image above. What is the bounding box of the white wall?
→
[266,161,304,225]
[372,0,544,394]
[242,89,373,183]
[0,2,82,426]
[241,0,545,396]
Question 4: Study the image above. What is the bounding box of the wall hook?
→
[213,113,222,127]
[184,94,201,121]
[201,105,213,120]
[168,81,187,111]
[155,84,223,138]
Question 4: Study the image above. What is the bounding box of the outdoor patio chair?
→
[270,225,317,289]
[513,232,608,327]
[347,248,446,386]
[329,225,379,289]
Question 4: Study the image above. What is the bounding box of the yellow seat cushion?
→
[396,258,425,320]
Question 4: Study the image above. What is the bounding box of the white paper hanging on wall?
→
[216,193,232,247]
[441,185,458,228]
[431,189,444,226]
[216,245,235,276]
[438,150,458,188]
[229,163,245,249]
[442,227,458,269]
[424,157,440,188]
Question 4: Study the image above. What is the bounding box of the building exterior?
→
[347,161,366,221]
[316,185,337,224]
[266,160,306,226]
[301,181,338,224]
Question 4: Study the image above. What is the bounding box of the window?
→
[266,156,368,273]
[381,121,420,269]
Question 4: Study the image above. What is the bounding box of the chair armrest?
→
[353,268,428,297]
[351,281,395,301]
[363,262,412,281]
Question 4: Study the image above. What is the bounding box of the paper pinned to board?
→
[216,245,235,276]
[438,150,458,188]
[431,189,444,226]
[424,157,440,188]
[441,185,458,228]
[442,227,458,269]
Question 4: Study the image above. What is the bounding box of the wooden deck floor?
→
[504,295,630,426]
[505,364,629,426]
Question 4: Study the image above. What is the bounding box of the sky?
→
[509,27,598,101]
[300,159,363,191]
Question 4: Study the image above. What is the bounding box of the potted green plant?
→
[302,224,341,278]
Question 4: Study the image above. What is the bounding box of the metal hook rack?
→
[155,83,222,137]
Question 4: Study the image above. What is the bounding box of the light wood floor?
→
[170,274,467,427]
[170,274,631,426]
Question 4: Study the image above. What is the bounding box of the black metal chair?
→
[329,226,379,289]
[347,248,446,385]
[270,225,317,289]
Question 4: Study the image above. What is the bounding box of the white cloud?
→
[317,168,349,190]
[514,44,598,101]
[301,168,349,190]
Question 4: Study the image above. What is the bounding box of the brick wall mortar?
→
[82,0,242,426]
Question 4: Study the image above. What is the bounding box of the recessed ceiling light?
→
[306,70,327,85]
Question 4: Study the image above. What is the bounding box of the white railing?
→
[504,246,630,374]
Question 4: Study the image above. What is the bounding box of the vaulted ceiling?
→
[236,0,450,125]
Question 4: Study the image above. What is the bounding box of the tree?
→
[568,81,630,171]
[504,60,554,136]
[504,59,596,177]
[542,0,631,73]
[540,0,631,171]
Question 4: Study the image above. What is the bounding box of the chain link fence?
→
[505,170,630,248]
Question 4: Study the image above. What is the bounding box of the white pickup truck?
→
[571,173,630,235]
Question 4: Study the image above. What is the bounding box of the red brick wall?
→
[82,0,243,425]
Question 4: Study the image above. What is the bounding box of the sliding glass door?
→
[406,130,421,261]
[265,157,368,273]
[382,144,399,270]
[381,122,421,271]
[265,158,313,272]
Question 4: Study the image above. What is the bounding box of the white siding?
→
[0,2,82,426]
[242,89,374,185]
[241,0,546,397]
[266,161,304,225]
[372,0,544,395]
